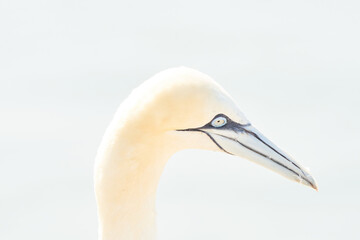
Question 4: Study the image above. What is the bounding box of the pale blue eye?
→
[211,116,227,127]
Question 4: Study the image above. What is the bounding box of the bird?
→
[94,67,317,240]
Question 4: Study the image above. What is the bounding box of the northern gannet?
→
[94,67,317,240]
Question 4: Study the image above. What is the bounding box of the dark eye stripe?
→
[177,113,249,132]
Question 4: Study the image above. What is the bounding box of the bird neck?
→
[94,125,176,240]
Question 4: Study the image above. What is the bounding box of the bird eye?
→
[211,116,227,128]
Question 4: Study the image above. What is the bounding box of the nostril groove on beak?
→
[239,127,308,177]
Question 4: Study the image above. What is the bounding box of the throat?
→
[94,133,173,240]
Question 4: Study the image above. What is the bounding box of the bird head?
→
[119,67,317,190]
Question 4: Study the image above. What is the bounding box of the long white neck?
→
[93,116,212,240]
[94,120,177,240]
[93,68,222,239]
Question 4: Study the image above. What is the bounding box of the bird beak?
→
[189,123,318,190]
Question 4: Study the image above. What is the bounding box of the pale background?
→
[1,0,359,239]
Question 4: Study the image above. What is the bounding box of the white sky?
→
[1,0,360,239]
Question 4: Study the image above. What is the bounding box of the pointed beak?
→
[201,124,318,190]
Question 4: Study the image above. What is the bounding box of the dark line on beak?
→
[240,128,307,176]
[177,129,232,155]
[177,127,314,188]
[199,130,233,155]
[213,133,314,188]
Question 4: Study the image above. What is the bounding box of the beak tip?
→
[311,182,319,191]
[303,173,318,191]
[294,170,318,191]
[311,181,319,191]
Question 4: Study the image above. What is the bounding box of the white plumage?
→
[94,67,316,240]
